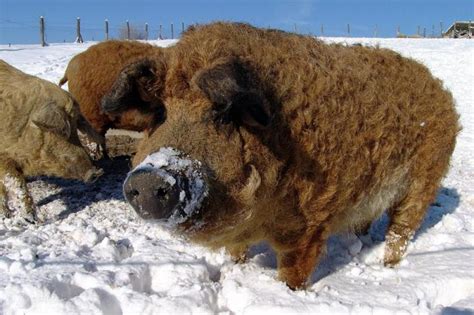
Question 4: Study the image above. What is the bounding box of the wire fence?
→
[1,17,188,46]
[1,17,470,46]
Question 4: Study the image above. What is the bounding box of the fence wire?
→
[1,17,458,45]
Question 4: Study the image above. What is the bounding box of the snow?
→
[0,37,473,314]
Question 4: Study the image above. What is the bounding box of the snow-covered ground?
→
[0,37,473,315]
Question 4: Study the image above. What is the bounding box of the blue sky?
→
[0,0,473,44]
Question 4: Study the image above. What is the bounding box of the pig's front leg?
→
[276,232,327,290]
[0,154,37,223]
[0,180,10,218]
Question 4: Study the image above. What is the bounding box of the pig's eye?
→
[154,105,167,125]
[212,103,233,126]
[208,91,272,131]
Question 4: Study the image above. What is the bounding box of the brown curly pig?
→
[104,23,460,289]
[59,40,167,156]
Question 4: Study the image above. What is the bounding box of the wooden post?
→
[423,27,426,38]
[105,19,109,40]
[320,24,324,36]
[181,22,184,36]
[159,24,163,39]
[347,24,350,36]
[145,23,149,40]
[75,17,84,43]
[417,25,420,36]
[432,24,435,38]
[126,20,130,40]
[40,16,46,47]
[440,21,443,37]
[397,25,400,37]
[294,23,297,33]
[171,23,174,39]
[374,24,378,37]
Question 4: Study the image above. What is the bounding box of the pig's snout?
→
[123,168,183,220]
[123,148,209,224]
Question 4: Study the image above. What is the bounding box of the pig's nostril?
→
[154,187,169,199]
[130,189,140,197]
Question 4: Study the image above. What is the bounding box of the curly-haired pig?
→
[103,23,459,289]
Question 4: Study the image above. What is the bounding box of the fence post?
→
[75,17,84,43]
[171,23,174,39]
[440,21,443,37]
[145,23,149,40]
[374,24,378,37]
[126,20,130,40]
[423,27,426,38]
[159,24,163,39]
[105,19,109,40]
[320,24,324,36]
[347,24,350,36]
[40,16,46,47]
[417,25,420,36]
[432,24,435,38]
[294,23,297,33]
[181,22,184,36]
[397,25,400,37]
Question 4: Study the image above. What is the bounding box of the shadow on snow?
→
[246,187,460,285]
[33,156,132,219]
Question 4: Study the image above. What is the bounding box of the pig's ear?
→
[101,58,165,114]
[32,102,71,138]
[192,58,272,129]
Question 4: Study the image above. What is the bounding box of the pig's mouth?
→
[123,147,209,225]
[84,167,104,183]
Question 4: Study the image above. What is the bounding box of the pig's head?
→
[101,58,167,130]
[26,91,103,183]
[105,57,284,236]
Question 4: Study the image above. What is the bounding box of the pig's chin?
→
[137,201,205,227]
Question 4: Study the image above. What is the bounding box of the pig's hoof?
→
[230,250,248,264]
[0,206,12,219]
[384,228,411,268]
[285,280,307,291]
[383,245,403,267]
[227,245,248,264]
[383,243,404,268]
[19,210,38,225]
[383,258,400,268]
[278,272,308,291]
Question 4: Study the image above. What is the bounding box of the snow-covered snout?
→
[123,148,208,224]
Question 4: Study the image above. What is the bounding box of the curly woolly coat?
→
[104,22,460,289]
